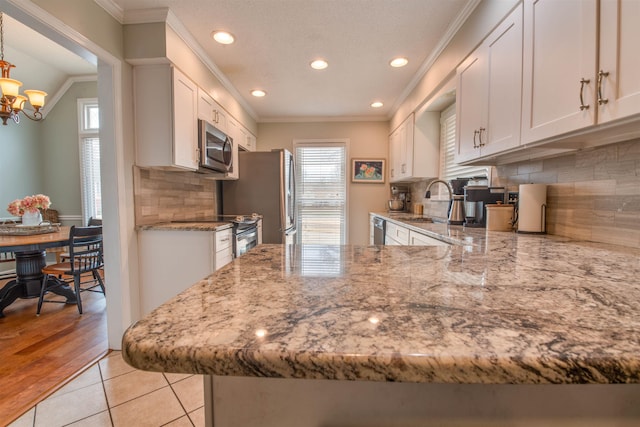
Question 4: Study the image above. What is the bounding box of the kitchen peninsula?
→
[123,222,640,426]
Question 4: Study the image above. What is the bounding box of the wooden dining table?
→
[0,226,76,317]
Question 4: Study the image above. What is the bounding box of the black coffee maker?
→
[464,186,506,227]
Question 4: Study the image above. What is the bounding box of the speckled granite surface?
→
[123,215,640,384]
[137,221,233,232]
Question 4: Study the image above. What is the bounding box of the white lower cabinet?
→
[409,230,450,246]
[379,217,450,247]
[215,228,233,270]
[385,221,409,245]
[138,227,233,315]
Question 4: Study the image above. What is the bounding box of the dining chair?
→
[37,226,105,315]
[58,217,102,262]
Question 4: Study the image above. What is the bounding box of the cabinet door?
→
[389,128,402,182]
[598,0,640,123]
[172,68,199,170]
[197,88,227,132]
[400,115,414,179]
[385,222,409,245]
[455,49,487,163]
[483,4,523,157]
[521,0,597,144]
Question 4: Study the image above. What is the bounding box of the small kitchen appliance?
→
[388,185,409,212]
[463,186,506,228]
[486,202,515,231]
[198,119,233,173]
[447,178,468,225]
[517,183,547,233]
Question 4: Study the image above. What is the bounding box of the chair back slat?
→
[68,226,104,274]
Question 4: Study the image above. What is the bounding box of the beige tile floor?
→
[8,351,205,427]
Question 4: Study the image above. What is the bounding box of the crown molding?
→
[258,115,389,124]
[41,75,98,119]
[93,0,124,24]
[123,7,259,121]
[389,0,482,118]
[121,7,169,24]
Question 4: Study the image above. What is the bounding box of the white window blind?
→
[294,143,347,245]
[439,104,488,181]
[78,99,101,226]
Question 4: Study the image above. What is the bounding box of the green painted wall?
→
[0,81,97,219]
[41,81,98,216]
[0,116,42,214]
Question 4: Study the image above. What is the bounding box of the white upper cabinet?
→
[389,112,439,182]
[598,0,640,124]
[197,88,228,133]
[134,65,199,171]
[456,4,523,163]
[521,0,598,143]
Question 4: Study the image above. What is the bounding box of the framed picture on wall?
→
[351,159,385,183]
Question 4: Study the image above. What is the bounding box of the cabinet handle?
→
[196,147,201,164]
[579,78,590,110]
[478,127,486,147]
[391,168,395,177]
[401,164,406,173]
[214,110,219,123]
[473,129,479,149]
[597,70,609,105]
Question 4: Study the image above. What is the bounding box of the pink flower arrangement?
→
[7,194,51,216]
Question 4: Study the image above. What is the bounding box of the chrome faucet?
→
[425,179,452,200]
[425,179,464,224]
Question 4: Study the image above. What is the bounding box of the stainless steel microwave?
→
[198,119,233,173]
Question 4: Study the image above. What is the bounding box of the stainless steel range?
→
[229,214,260,258]
[173,214,261,258]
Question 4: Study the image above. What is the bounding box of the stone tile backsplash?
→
[407,138,640,248]
[133,167,218,225]
[494,138,640,248]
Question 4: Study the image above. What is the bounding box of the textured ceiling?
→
[112,0,473,121]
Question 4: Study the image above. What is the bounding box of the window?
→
[439,104,488,181]
[78,99,101,226]
[294,141,348,245]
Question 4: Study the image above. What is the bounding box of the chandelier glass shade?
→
[0,13,47,125]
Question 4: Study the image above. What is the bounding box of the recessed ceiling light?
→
[212,31,235,45]
[251,89,266,97]
[389,57,408,68]
[310,59,328,70]
[371,101,384,108]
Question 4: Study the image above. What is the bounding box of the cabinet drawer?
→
[215,229,233,250]
[385,222,409,245]
[215,248,233,270]
[409,230,450,246]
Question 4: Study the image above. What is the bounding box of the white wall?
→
[258,121,389,245]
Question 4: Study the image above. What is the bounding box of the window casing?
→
[78,99,101,226]
[439,104,489,182]
[294,141,348,245]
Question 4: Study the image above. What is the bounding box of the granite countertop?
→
[123,217,640,384]
[137,221,233,232]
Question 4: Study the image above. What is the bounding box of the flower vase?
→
[22,210,43,226]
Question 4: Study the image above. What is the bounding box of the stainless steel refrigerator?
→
[222,149,296,244]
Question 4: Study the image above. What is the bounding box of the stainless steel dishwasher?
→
[373,216,385,245]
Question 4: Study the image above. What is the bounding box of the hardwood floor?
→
[0,277,108,426]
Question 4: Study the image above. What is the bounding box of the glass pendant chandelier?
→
[0,12,47,125]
